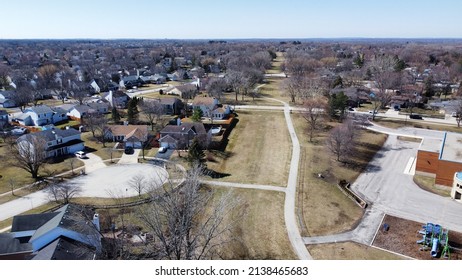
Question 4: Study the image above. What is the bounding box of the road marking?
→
[404,157,416,175]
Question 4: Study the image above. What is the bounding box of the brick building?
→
[415,132,462,187]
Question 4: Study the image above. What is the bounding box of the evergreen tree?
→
[187,137,206,168]
[111,106,120,123]
[126,97,140,124]
[191,108,203,122]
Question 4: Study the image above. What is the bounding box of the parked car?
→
[74,151,87,159]
[124,146,134,154]
[158,146,167,153]
[409,114,423,120]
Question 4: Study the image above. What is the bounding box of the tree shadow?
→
[204,168,231,179]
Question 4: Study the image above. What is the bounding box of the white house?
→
[192,96,219,118]
[23,105,55,126]
[211,105,231,120]
[17,127,84,158]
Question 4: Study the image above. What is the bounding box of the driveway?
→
[117,149,141,164]
[78,153,106,173]
[155,148,174,160]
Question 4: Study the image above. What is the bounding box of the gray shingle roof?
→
[0,233,33,256]
[19,127,81,142]
[11,212,60,232]
[29,105,54,114]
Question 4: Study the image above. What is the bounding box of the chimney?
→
[92,213,100,231]
[177,118,181,126]
[123,120,129,126]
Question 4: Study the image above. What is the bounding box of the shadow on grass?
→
[204,168,231,179]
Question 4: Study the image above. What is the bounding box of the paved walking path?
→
[203,181,286,193]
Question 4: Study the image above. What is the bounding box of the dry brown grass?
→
[206,110,291,186]
[413,175,451,197]
[293,114,387,236]
[307,242,404,260]
[215,187,297,260]
[373,118,462,133]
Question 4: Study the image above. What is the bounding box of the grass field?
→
[214,187,297,260]
[307,242,404,260]
[206,110,291,186]
[293,114,387,236]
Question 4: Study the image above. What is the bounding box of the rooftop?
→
[440,132,462,162]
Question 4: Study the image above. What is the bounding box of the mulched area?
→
[372,215,462,260]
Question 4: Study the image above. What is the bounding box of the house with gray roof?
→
[159,121,209,149]
[18,127,84,158]
[0,204,101,260]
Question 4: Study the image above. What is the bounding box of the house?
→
[211,105,231,120]
[0,204,101,260]
[23,105,55,126]
[0,110,8,124]
[105,124,148,149]
[17,127,84,158]
[68,104,92,120]
[159,122,209,149]
[166,84,198,99]
[87,102,109,114]
[159,97,184,115]
[51,107,69,124]
[102,90,129,108]
[0,90,16,108]
[192,96,219,118]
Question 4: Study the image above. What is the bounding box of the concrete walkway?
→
[267,97,312,260]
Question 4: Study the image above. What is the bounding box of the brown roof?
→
[107,125,148,140]
[193,96,217,106]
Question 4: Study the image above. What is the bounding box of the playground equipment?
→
[417,223,450,259]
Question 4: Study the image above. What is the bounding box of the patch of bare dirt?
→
[373,215,462,260]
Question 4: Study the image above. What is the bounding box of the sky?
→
[1,0,461,39]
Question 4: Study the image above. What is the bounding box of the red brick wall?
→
[415,150,439,174]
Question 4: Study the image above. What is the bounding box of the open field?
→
[206,110,291,186]
[266,52,284,74]
[213,187,297,260]
[293,114,388,236]
[307,242,404,260]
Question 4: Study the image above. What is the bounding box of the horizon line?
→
[1,37,462,41]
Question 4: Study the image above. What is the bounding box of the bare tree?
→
[368,55,402,120]
[11,134,48,179]
[140,99,165,131]
[104,147,115,163]
[68,157,78,175]
[326,120,359,162]
[138,165,240,260]
[46,181,82,204]
[13,79,34,111]
[8,178,16,196]
[302,97,328,142]
[128,173,146,197]
[83,112,108,146]
[452,98,462,128]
